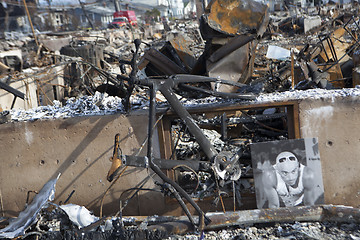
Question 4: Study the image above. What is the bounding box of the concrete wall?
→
[299,97,360,207]
[1,97,360,218]
[0,111,165,217]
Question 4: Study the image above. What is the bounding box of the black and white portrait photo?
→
[251,138,324,209]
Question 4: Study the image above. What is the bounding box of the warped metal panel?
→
[206,0,268,36]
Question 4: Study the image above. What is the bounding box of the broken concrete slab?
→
[304,16,322,33]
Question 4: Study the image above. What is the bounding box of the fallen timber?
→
[78,205,360,235]
[146,205,360,234]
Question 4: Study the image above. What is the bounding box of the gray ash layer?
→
[166,221,360,240]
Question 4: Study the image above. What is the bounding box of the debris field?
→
[1,0,360,239]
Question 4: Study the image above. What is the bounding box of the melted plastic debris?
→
[0,174,60,239]
[59,204,99,229]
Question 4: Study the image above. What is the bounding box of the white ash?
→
[255,88,360,103]
[177,88,360,108]
[180,96,221,107]
[10,92,126,122]
[8,88,360,122]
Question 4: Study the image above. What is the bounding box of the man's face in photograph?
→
[276,152,300,187]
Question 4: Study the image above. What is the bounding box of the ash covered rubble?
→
[1,176,360,239]
[2,0,360,239]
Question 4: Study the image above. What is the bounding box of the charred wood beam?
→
[240,110,285,133]
[172,74,247,88]
[0,81,25,99]
[179,83,256,100]
[256,128,286,137]
[135,74,249,90]
[143,49,187,75]
[83,62,119,86]
[163,44,189,73]
[145,205,360,235]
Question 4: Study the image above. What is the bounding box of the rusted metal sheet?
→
[205,0,269,36]
[169,36,196,72]
[207,40,257,91]
[208,35,255,63]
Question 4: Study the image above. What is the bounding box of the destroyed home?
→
[1,0,360,238]
[72,4,114,30]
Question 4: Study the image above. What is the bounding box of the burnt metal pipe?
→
[164,183,196,227]
[159,81,218,161]
[148,159,211,226]
[220,113,227,141]
[147,84,156,160]
[146,82,211,226]
[0,82,25,99]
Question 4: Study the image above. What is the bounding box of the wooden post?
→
[291,49,295,89]
[22,0,39,46]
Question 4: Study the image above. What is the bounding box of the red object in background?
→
[112,10,137,27]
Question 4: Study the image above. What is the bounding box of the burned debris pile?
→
[1,177,360,239]
[2,0,360,239]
